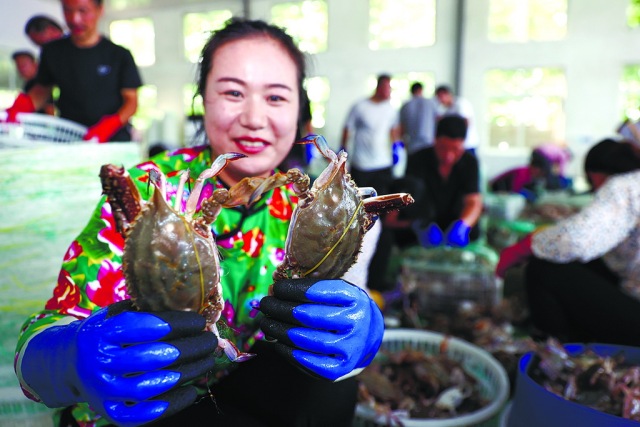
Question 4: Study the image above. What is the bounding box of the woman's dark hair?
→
[196,18,307,110]
[584,138,640,189]
[584,139,640,175]
[529,149,552,176]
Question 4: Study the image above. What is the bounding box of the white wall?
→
[463,0,640,181]
[0,0,63,53]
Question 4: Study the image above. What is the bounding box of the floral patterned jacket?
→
[15,145,298,426]
[532,170,640,297]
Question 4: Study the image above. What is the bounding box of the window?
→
[369,0,436,50]
[131,85,159,136]
[488,0,567,42]
[109,0,152,10]
[629,0,640,28]
[485,67,566,150]
[620,65,640,122]
[184,84,204,117]
[183,10,233,63]
[109,18,155,66]
[367,72,435,109]
[271,1,328,53]
[305,76,330,129]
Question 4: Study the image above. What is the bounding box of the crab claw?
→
[298,134,339,162]
[186,152,247,217]
[363,192,415,214]
[220,338,257,362]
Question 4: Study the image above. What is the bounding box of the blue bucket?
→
[507,343,640,427]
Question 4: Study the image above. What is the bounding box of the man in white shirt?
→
[341,74,401,195]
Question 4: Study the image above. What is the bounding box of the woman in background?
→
[496,139,640,344]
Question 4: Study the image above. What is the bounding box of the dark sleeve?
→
[35,44,55,86]
[405,149,423,178]
[119,46,143,89]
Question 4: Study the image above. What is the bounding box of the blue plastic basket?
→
[507,343,640,427]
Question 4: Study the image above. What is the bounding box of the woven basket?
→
[0,112,87,144]
[354,328,510,427]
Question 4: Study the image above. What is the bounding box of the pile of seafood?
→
[519,202,581,224]
[528,338,640,421]
[357,346,491,421]
[400,298,537,388]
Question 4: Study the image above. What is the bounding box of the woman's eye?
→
[268,95,285,102]
[224,90,242,98]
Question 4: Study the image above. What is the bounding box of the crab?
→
[99,152,283,363]
[254,134,415,280]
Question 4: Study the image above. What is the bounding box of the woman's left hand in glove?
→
[259,278,384,381]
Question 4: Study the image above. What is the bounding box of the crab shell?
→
[276,150,373,280]
[121,177,223,326]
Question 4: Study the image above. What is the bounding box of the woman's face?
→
[203,36,300,186]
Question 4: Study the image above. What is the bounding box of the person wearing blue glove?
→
[259,278,384,381]
[17,301,218,427]
[15,18,385,427]
[414,222,444,247]
[413,220,471,248]
[404,115,483,247]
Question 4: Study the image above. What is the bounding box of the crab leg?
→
[185,152,247,220]
[298,134,339,163]
[99,164,143,236]
[363,193,415,214]
[173,169,191,211]
[297,134,348,192]
[247,169,310,205]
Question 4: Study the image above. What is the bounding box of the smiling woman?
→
[14,17,385,427]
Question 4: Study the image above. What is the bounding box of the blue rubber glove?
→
[259,278,384,381]
[17,300,218,427]
[392,140,405,165]
[414,222,444,247]
[517,188,538,202]
[446,220,471,247]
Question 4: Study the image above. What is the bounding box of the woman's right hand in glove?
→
[16,300,218,427]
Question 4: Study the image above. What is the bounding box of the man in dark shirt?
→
[5,0,142,143]
[405,114,483,246]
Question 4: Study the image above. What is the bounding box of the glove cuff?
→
[517,232,534,257]
[16,318,80,407]
[84,114,123,143]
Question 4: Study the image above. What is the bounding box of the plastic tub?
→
[354,328,510,427]
[507,343,640,427]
